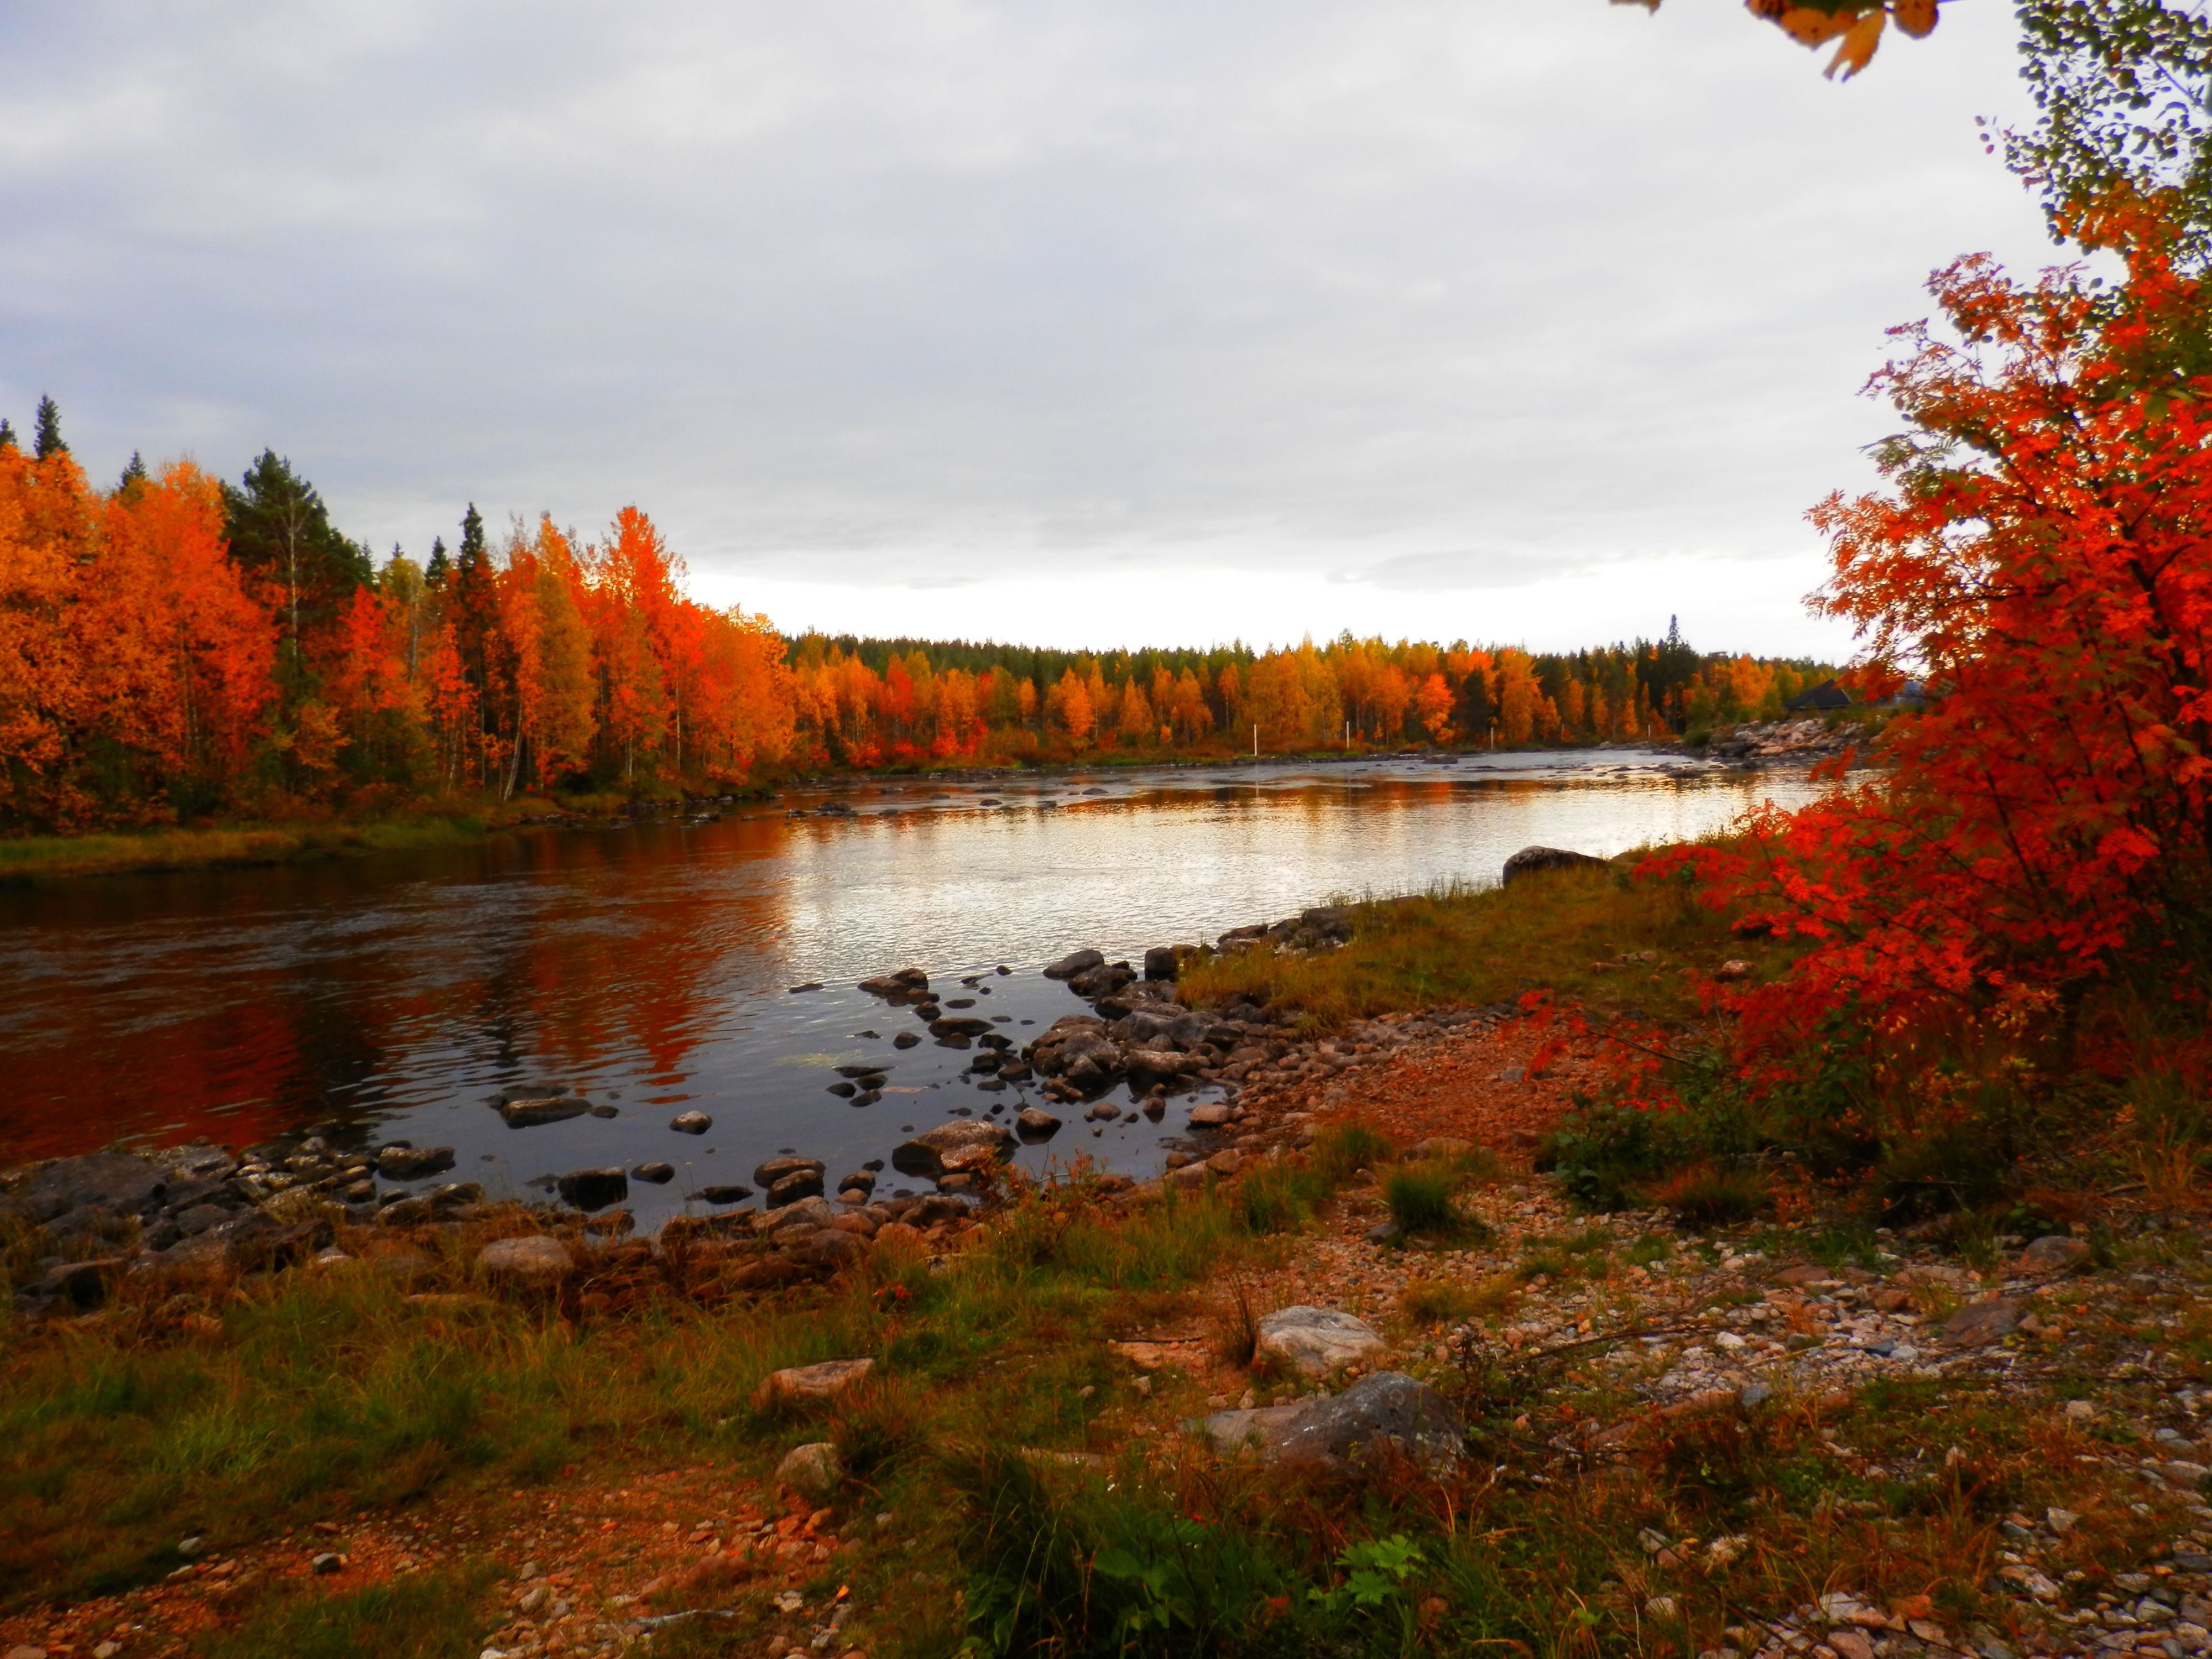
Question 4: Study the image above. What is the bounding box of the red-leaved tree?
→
[1655,201,2211,1095]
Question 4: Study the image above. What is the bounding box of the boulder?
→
[2,1151,168,1224]
[1269,1372,1463,1472]
[858,968,930,998]
[1126,1048,1192,1082]
[786,1229,865,1271]
[1143,945,1197,981]
[376,1145,456,1181]
[873,1220,929,1253]
[556,1168,629,1212]
[1188,1102,1234,1128]
[1015,1108,1062,1139]
[763,1196,837,1233]
[1044,949,1106,980]
[892,1031,922,1050]
[669,1112,712,1135]
[2018,1234,2091,1275]
[929,1016,993,1039]
[1941,1296,2024,1348]
[1256,1306,1388,1376]
[751,1357,875,1412]
[696,1183,753,1206]
[499,1095,593,1129]
[1068,962,1138,998]
[1197,1373,1462,1474]
[754,1156,825,1190]
[891,1120,1014,1177]
[632,1161,676,1184]
[1501,846,1611,885]
[767,1168,825,1205]
[474,1235,573,1288]
[775,1441,845,1503]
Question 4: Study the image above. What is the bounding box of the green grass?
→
[1178,860,1774,1030]
[194,1566,496,1659]
[0,811,498,883]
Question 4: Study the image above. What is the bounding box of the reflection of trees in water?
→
[0,774,1821,1162]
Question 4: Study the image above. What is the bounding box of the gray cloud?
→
[0,0,2046,651]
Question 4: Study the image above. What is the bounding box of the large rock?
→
[1256,1306,1388,1376]
[1501,846,1611,885]
[1043,949,1105,980]
[775,1441,846,1503]
[928,1016,993,1039]
[3,1152,168,1224]
[1016,1107,1062,1140]
[891,1120,1014,1178]
[499,1095,593,1129]
[1272,1373,1463,1472]
[1143,945,1196,981]
[376,1145,455,1181]
[858,968,930,998]
[557,1168,629,1212]
[1197,1373,1462,1474]
[474,1235,573,1288]
[767,1168,825,1205]
[754,1156,825,1190]
[752,1357,875,1412]
[669,1112,712,1135]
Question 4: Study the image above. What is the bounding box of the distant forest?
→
[0,404,1833,830]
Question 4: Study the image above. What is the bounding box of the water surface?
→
[0,750,1821,1225]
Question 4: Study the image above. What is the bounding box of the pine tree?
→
[220,450,372,685]
[424,536,450,586]
[118,452,148,497]
[33,395,65,459]
[0,419,15,452]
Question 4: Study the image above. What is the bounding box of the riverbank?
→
[1,1009,2201,1659]
[2,857,2201,1658]
[0,738,1712,885]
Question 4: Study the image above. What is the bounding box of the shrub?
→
[1650,1163,1773,1228]
[1383,1164,1458,1235]
[1312,1121,1392,1183]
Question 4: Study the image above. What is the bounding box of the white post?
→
[1252,724,1259,759]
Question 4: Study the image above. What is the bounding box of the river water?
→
[0,750,1822,1226]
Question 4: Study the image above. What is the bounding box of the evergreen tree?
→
[118,452,148,497]
[424,535,451,587]
[220,450,372,682]
[0,419,15,452]
[33,395,65,459]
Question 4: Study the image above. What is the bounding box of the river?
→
[0,749,1823,1226]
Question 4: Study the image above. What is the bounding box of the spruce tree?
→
[0,418,15,452]
[118,452,148,497]
[221,451,372,684]
[33,395,65,459]
[424,535,451,586]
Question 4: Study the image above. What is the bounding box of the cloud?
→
[0,0,2047,654]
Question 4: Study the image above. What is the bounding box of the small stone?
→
[752,1357,875,1412]
[473,1235,574,1288]
[670,1112,712,1135]
[1715,1331,1746,1351]
[2063,1400,2096,1422]
[519,1585,550,1614]
[311,1552,343,1574]
[7,1647,49,1659]
[2046,1506,2078,1532]
[178,1535,206,1558]
[775,1442,844,1503]
[1940,1297,2022,1348]
[1829,1632,1875,1659]
[2018,1234,2091,1274]
[94,1645,121,1659]
[1647,1595,1681,1619]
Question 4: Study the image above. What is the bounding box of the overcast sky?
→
[0,1,2050,658]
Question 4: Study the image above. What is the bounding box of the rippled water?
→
[0,750,1822,1225]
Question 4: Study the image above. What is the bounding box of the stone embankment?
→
[1705,717,1865,761]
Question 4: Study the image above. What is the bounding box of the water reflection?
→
[0,753,1823,1223]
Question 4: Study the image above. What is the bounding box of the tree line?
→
[0,403,1830,832]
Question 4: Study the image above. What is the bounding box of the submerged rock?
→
[499,1095,593,1129]
[556,1168,629,1212]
